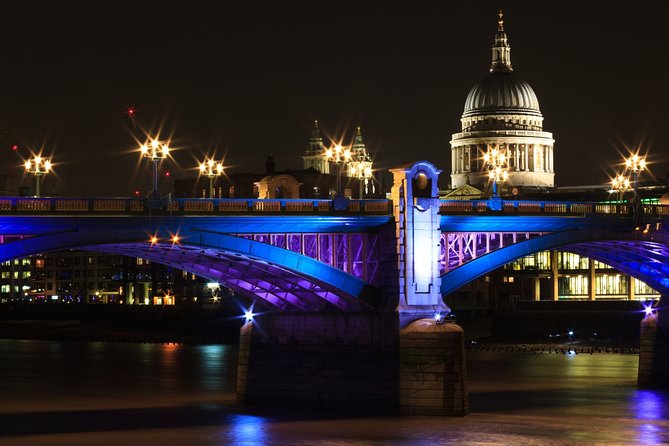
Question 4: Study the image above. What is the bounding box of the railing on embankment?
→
[440,199,669,218]
[0,197,392,215]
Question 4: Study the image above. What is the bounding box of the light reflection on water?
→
[633,390,667,445]
[0,340,668,445]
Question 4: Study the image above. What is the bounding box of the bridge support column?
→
[638,303,669,387]
[237,311,400,411]
[390,161,468,416]
[399,319,468,415]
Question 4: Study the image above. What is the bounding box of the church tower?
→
[302,120,330,174]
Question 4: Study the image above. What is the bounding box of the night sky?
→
[1,0,667,196]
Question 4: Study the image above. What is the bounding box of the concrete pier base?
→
[638,311,669,387]
[237,312,399,411]
[399,319,469,416]
[236,312,469,415]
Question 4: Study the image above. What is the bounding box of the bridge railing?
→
[0,197,393,215]
[440,199,668,217]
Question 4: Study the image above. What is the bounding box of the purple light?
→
[643,303,654,317]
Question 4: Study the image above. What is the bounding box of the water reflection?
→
[1,341,669,445]
[633,390,668,445]
[226,415,268,446]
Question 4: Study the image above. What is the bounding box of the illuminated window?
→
[558,275,588,297]
[0,285,9,293]
[22,258,31,266]
[558,252,588,270]
[137,258,144,265]
[35,259,45,268]
[595,274,627,296]
[635,279,659,297]
[594,260,614,270]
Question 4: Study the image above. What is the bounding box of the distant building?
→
[175,123,382,199]
[450,11,555,191]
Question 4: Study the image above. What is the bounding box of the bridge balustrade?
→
[183,201,214,212]
[440,199,664,217]
[0,197,661,217]
[55,200,88,212]
[92,200,126,212]
[16,199,50,212]
[0,197,392,215]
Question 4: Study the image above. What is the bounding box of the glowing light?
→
[206,282,220,289]
[434,312,443,323]
[643,302,654,317]
[150,236,158,244]
[24,160,31,170]
[568,330,574,336]
[244,310,254,323]
[11,144,17,151]
[171,234,180,243]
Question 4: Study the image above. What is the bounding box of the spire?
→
[351,126,371,162]
[490,10,512,72]
[307,119,324,154]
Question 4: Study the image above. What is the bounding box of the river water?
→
[0,339,668,445]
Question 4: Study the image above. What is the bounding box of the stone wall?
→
[237,311,400,412]
[639,309,669,387]
[400,319,469,416]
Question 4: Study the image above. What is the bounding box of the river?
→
[0,339,667,445]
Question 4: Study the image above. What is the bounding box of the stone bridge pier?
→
[236,161,468,416]
[639,297,669,387]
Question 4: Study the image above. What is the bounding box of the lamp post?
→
[24,155,52,198]
[198,159,224,198]
[625,154,646,201]
[610,174,631,203]
[351,161,373,198]
[325,144,352,197]
[483,146,509,199]
[140,139,170,199]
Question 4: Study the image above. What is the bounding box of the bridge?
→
[1,161,668,414]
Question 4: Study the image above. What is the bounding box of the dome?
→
[463,71,540,117]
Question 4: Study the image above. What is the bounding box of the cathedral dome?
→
[463,71,540,117]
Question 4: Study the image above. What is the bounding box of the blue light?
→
[568,330,574,336]
[434,312,442,322]
[244,310,254,323]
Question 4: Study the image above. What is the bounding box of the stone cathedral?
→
[450,11,555,191]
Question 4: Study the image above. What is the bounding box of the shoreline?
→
[0,320,641,354]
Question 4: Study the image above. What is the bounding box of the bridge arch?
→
[0,229,379,311]
[440,229,669,297]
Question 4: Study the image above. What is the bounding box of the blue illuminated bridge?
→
[0,194,667,310]
[2,159,669,414]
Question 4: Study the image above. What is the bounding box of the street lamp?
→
[483,146,509,199]
[140,139,170,199]
[24,155,52,198]
[325,144,352,197]
[610,174,631,203]
[350,161,373,198]
[625,154,646,201]
[198,159,224,198]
